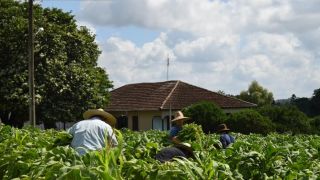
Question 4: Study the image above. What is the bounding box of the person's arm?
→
[229,134,235,143]
[104,125,118,147]
[171,136,181,144]
[220,135,227,149]
[169,127,181,144]
[67,125,75,136]
[109,129,118,147]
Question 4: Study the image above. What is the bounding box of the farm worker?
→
[217,123,235,149]
[169,111,190,144]
[67,108,118,155]
[155,142,194,163]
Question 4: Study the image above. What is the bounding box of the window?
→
[116,115,128,129]
[153,116,173,130]
[152,116,163,130]
[132,116,139,131]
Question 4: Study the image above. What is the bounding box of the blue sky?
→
[41,0,320,99]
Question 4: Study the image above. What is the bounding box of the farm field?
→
[0,125,319,179]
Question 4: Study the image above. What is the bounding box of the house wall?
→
[109,107,249,131]
[110,110,163,131]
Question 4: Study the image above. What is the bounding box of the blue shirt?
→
[169,126,182,138]
[220,133,235,149]
[67,117,118,155]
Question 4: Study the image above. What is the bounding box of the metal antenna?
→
[166,54,169,81]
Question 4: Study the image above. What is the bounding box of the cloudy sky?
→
[42,0,320,99]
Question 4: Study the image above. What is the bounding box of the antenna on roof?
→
[166,54,170,81]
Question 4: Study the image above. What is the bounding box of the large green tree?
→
[311,88,320,116]
[0,0,113,128]
[237,80,274,106]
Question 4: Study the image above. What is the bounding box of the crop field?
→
[0,124,319,179]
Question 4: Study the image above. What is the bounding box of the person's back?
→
[155,143,194,163]
[220,133,234,149]
[68,109,118,155]
[155,147,187,163]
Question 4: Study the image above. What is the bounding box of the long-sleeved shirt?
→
[67,117,118,155]
[169,126,182,138]
[220,133,235,149]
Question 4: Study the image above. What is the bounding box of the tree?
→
[291,97,312,117]
[257,105,311,134]
[311,88,320,116]
[310,116,320,134]
[226,109,274,135]
[183,101,227,133]
[0,0,113,128]
[237,80,274,106]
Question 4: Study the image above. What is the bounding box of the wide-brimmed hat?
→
[83,108,116,126]
[217,123,230,132]
[171,111,190,122]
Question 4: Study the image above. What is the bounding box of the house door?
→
[132,116,139,131]
[116,115,128,129]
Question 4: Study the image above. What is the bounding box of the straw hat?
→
[83,108,116,126]
[171,111,190,122]
[217,123,230,132]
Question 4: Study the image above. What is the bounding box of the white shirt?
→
[67,117,118,155]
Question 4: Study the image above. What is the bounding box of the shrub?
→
[183,101,227,133]
[226,109,274,134]
[257,105,312,134]
[310,116,320,134]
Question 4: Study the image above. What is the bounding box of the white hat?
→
[171,111,190,122]
[83,108,116,126]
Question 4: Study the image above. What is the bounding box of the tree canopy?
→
[311,88,320,116]
[183,101,227,133]
[237,80,274,106]
[0,0,113,128]
[288,88,320,117]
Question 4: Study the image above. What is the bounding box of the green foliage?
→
[291,97,313,117]
[51,131,73,147]
[0,0,113,127]
[310,116,320,134]
[227,109,274,134]
[285,88,320,118]
[237,80,274,106]
[311,88,320,116]
[183,101,227,133]
[257,105,312,134]
[177,123,204,142]
[1,125,320,179]
[177,123,205,150]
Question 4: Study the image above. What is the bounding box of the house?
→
[106,80,256,131]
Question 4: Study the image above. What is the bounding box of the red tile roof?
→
[106,80,256,111]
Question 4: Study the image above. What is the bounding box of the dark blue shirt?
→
[169,126,182,138]
[220,133,235,149]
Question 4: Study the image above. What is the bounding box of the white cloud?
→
[99,33,173,87]
[80,0,320,99]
